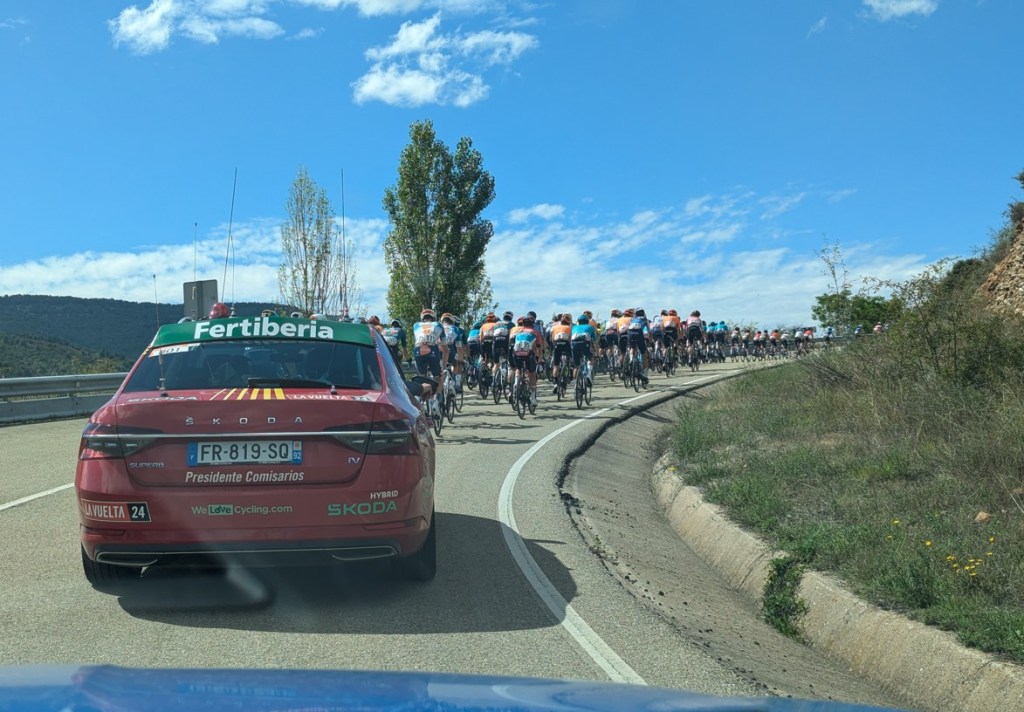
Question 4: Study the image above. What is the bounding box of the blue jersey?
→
[627,316,649,334]
[492,319,513,340]
[412,321,446,351]
[443,323,463,348]
[571,323,598,343]
[467,327,481,344]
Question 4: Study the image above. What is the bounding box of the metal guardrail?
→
[0,373,127,425]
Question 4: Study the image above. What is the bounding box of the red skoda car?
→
[75,315,436,587]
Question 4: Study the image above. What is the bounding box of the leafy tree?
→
[811,290,900,331]
[278,166,361,316]
[382,120,496,328]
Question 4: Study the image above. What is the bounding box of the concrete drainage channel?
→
[557,374,1024,712]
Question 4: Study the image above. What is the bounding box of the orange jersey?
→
[550,323,572,343]
[479,322,496,340]
[617,316,632,333]
[661,315,681,330]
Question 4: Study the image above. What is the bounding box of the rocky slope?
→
[977,219,1024,313]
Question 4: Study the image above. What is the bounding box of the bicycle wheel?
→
[446,387,456,423]
[585,377,593,405]
[455,378,464,412]
[633,359,641,392]
[493,371,502,404]
[516,382,526,420]
[574,374,584,409]
[431,400,443,436]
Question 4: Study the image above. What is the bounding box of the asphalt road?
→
[0,361,904,708]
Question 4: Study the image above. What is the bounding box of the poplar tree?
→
[382,120,495,326]
[278,166,361,316]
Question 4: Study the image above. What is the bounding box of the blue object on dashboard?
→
[0,667,905,711]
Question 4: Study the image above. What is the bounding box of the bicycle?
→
[663,338,677,376]
[412,376,443,436]
[492,356,509,405]
[574,354,593,409]
[630,348,645,392]
[442,367,459,423]
[446,362,464,415]
[688,341,702,372]
[555,354,570,401]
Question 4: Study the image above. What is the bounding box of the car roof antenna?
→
[153,274,168,397]
[222,168,238,318]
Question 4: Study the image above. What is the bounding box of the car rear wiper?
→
[247,377,337,393]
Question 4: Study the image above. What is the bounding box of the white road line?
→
[1,483,74,512]
[497,373,718,685]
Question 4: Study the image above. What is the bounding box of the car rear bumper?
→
[81,516,430,568]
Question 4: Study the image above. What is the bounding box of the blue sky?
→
[1,0,1022,327]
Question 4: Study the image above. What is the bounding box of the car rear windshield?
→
[122,339,383,392]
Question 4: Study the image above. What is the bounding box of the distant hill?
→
[0,295,283,368]
[0,330,129,378]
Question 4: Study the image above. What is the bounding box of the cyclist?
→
[571,314,598,385]
[367,315,384,334]
[549,313,573,394]
[510,314,544,408]
[441,313,465,393]
[685,310,705,364]
[480,312,497,370]
[491,311,514,384]
[382,319,406,364]
[650,311,665,367]
[662,309,681,366]
[603,308,621,358]
[627,307,651,384]
[412,308,449,400]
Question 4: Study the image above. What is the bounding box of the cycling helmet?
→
[527,311,537,319]
[472,320,483,330]
[209,302,230,319]
[660,309,668,316]
[560,314,572,325]
[420,308,435,320]
[583,310,593,319]
[523,315,535,327]
[624,308,635,317]
[486,312,496,322]
[502,310,514,321]
[668,309,677,316]
[368,315,380,325]
[441,312,454,324]
[391,319,401,328]
[611,309,622,318]
[635,308,646,318]
[516,316,525,326]
[577,314,589,325]
[310,313,327,320]
[691,310,701,317]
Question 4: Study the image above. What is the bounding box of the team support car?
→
[75,314,436,588]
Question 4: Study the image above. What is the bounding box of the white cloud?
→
[0,217,392,317]
[110,0,177,54]
[507,203,565,224]
[109,0,285,53]
[760,192,807,220]
[354,13,536,107]
[0,16,29,30]
[807,16,828,38]
[827,188,858,203]
[289,27,323,40]
[863,0,938,21]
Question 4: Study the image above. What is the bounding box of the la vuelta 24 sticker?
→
[79,499,151,523]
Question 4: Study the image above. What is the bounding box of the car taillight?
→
[79,423,159,460]
[327,425,370,453]
[367,419,418,455]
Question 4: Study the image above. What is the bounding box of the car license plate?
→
[187,440,302,466]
